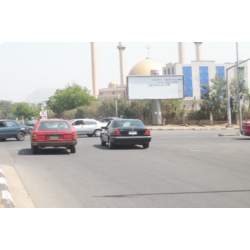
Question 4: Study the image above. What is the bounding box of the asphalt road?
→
[1,130,250,208]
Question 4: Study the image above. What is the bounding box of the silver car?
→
[70,119,106,137]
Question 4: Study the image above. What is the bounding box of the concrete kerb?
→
[147,125,242,137]
[147,125,240,131]
[0,165,14,208]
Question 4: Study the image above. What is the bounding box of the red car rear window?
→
[37,121,72,131]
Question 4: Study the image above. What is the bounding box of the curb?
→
[0,165,14,208]
[148,127,240,131]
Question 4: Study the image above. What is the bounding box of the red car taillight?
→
[73,132,77,140]
[32,133,37,141]
[114,129,122,136]
[144,129,151,135]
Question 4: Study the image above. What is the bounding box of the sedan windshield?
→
[38,121,72,131]
[112,120,145,128]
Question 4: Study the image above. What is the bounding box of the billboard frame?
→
[126,75,185,100]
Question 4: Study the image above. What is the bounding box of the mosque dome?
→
[129,58,166,76]
[109,81,118,88]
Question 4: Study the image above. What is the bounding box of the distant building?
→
[98,81,126,100]
[97,42,248,102]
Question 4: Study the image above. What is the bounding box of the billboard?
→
[127,75,185,100]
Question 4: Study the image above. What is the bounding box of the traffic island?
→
[0,165,14,208]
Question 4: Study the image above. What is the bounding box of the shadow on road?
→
[93,144,145,150]
[18,148,70,155]
[94,189,250,198]
[232,138,250,140]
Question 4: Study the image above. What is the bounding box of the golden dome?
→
[109,81,118,88]
[129,58,166,76]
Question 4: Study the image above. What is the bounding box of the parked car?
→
[30,119,77,154]
[99,117,122,125]
[70,119,106,137]
[100,119,151,149]
[0,120,31,141]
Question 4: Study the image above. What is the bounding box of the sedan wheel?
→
[31,144,38,154]
[70,145,76,153]
[100,136,106,146]
[108,139,115,149]
[87,134,93,137]
[1,138,7,141]
[16,132,25,141]
[94,130,101,137]
[143,143,149,149]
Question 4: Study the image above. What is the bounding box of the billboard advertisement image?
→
[127,75,185,100]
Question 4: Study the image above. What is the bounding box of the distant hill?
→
[24,88,57,103]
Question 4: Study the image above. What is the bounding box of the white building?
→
[164,43,248,100]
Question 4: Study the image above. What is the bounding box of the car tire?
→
[94,130,101,137]
[16,132,25,141]
[1,139,7,141]
[70,145,76,153]
[87,134,93,137]
[31,144,38,154]
[100,136,106,146]
[143,143,149,149]
[108,138,115,149]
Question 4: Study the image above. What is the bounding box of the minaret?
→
[178,42,186,64]
[91,42,99,98]
[117,42,127,86]
[194,42,203,61]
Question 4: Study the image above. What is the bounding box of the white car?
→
[70,119,106,137]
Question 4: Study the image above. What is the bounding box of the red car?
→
[241,122,250,136]
[30,119,77,154]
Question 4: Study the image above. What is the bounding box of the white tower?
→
[194,42,203,61]
[117,42,127,86]
[91,42,99,98]
[178,42,186,64]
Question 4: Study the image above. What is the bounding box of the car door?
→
[0,121,8,139]
[5,121,20,137]
[84,120,99,134]
[72,120,85,134]
[102,122,111,142]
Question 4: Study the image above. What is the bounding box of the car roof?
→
[39,119,69,122]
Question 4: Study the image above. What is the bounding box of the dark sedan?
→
[100,119,151,149]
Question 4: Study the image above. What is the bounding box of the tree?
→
[0,100,13,119]
[12,103,39,119]
[199,74,250,121]
[47,83,96,117]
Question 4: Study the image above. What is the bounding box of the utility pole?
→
[236,43,242,133]
[115,100,118,117]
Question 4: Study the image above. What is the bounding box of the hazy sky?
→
[1,42,250,102]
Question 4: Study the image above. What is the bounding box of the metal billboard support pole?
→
[151,70,162,125]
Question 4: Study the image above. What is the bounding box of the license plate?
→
[50,136,59,140]
[129,131,137,135]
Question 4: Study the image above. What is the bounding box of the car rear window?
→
[113,120,145,128]
[37,121,72,131]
